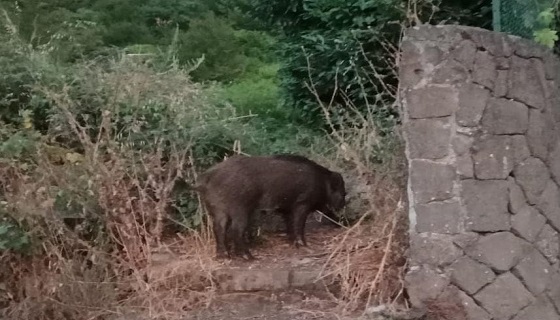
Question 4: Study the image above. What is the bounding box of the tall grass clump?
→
[0,23,275,317]
[302,30,410,317]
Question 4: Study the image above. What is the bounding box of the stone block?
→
[214,269,290,292]
[437,285,491,320]
[550,94,560,124]
[415,201,463,234]
[289,270,325,289]
[461,180,510,232]
[399,63,425,89]
[424,45,445,66]
[405,118,451,160]
[547,271,560,313]
[512,294,559,320]
[472,51,497,90]
[472,135,514,180]
[466,232,532,272]
[527,108,557,160]
[410,160,456,204]
[400,40,421,62]
[545,80,556,99]
[537,180,560,231]
[481,98,529,135]
[406,86,458,119]
[548,141,560,186]
[456,154,474,179]
[508,56,546,109]
[431,59,469,85]
[455,288,492,320]
[450,256,495,295]
[513,37,546,58]
[405,266,450,308]
[511,205,547,243]
[453,232,479,250]
[536,224,560,265]
[452,134,473,156]
[513,248,553,296]
[456,83,490,127]
[449,40,477,70]
[495,56,510,70]
[511,135,531,165]
[508,177,527,214]
[470,29,513,57]
[514,157,550,205]
[494,70,508,97]
[474,272,534,320]
[543,52,560,80]
[409,234,462,266]
[399,41,424,88]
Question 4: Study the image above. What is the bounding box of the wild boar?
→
[194,154,346,260]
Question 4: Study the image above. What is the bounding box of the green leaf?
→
[537,8,556,26]
[534,28,559,48]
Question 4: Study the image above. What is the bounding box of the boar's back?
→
[196,155,334,211]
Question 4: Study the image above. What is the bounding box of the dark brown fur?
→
[194,154,346,260]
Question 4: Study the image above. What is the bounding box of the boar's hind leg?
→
[292,205,311,248]
[212,214,229,259]
[231,209,255,261]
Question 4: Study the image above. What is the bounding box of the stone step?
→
[212,268,333,292]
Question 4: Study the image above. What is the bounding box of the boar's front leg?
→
[231,207,255,261]
[281,211,293,241]
[291,205,311,248]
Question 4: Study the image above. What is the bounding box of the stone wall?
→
[399,25,560,319]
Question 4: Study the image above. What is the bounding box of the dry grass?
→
[297,25,413,317]
[0,61,225,320]
[318,177,408,314]
[0,139,222,320]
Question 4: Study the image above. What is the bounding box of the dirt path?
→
[183,290,398,320]
[140,215,413,320]
[183,221,405,320]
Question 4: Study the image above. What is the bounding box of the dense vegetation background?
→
[0,0,494,230]
[0,0,526,317]
[0,0,493,261]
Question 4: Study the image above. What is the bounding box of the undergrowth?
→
[0,5,412,320]
[0,58,227,319]
[306,36,409,316]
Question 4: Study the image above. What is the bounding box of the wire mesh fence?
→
[493,0,554,39]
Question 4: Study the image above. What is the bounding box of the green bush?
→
[251,0,403,131]
[178,12,247,82]
[0,220,29,253]
[222,63,280,115]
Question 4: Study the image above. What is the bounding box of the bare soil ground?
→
[184,290,342,320]
[224,221,342,269]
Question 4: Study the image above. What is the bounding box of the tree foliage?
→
[250,0,493,129]
[252,0,403,129]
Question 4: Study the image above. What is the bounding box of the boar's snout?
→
[327,171,346,212]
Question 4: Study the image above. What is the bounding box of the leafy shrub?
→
[178,12,247,82]
[102,22,153,46]
[0,220,29,253]
[0,127,39,162]
[233,29,277,65]
[222,63,280,115]
[251,0,403,130]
